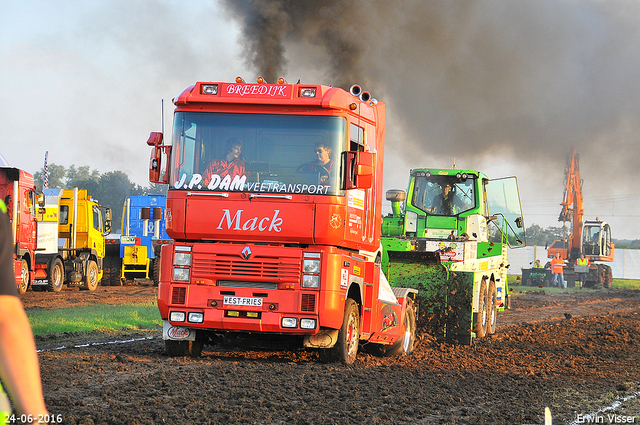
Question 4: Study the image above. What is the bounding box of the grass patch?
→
[27,302,162,336]
[612,279,640,290]
[509,274,640,292]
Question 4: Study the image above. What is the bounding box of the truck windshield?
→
[170,112,347,196]
[411,176,476,216]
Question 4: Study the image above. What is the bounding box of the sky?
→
[2,0,640,239]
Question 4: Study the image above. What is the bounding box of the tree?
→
[524,224,546,246]
[33,164,66,191]
[523,224,570,247]
[95,171,146,230]
[66,165,100,189]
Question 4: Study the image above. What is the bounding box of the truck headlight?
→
[173,267,190,281]
[300,319,316,329]
[302,274,319,289]
[303,259,321,273]
[170,311,186,322]
[282,317,298,328]
[188,312,204,323]
[174,252,191,266]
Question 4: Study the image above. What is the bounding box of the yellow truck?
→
[33,188,111,291]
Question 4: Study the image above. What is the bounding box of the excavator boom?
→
[546,147,614,288]
[557,147,584,259]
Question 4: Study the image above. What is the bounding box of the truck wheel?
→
[113,259,123,286]
[487,280,497,335]
[337,299,360,364]
[385,299,416,357]
[474,278,488,338]
[101,257,112,286]
[165,339,203,358]
[321,299,360,364]
[18,259,29,294]
[83,260,99,291]
[48,258,64,292]
[103,256,121,286]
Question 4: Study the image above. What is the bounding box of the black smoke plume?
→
[222,0,640,195]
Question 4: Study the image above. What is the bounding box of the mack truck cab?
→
[147,79,417,364]
[381,169,526,342]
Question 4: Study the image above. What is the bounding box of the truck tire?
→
[18,259,29,294]
[487,280,497,335]
[337,299,360,364]
[165,339,203,358]
[474,278,488,338]
[385,298,416,357]
[100,258,111,286]
[83,260,99,291]
[113,259,123,286]
[47,258,64,292]
[103,256,122,286]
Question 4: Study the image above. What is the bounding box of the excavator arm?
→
[557,146,584,260]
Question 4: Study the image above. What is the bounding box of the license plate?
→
[223,296,263,307]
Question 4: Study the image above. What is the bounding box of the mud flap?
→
[163,320,196,341]
[385,251,473,344]
[303,329,339,349]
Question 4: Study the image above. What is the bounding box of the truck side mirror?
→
[515,216,523,229]
[37,192,45,207]
[345,151,375,190]
[147,132,168,184]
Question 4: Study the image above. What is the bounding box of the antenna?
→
[161,99,164,136]
[43,151,49,189]
[453,158,457,169]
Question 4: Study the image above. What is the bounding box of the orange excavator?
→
[547,147,614,287]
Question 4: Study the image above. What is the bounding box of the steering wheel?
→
[296,164,330,175]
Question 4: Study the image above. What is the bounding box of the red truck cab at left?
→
[0,167,42,293]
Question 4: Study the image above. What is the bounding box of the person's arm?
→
[0,296,48,418]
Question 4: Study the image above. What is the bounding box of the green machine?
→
[381,168,526,343]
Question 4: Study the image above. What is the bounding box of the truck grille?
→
[218,280,278,289]
[192,252,301,283]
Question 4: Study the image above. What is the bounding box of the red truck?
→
[0,166,42,293]
[148,78,417,363]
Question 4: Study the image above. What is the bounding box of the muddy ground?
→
[18,284,640,425]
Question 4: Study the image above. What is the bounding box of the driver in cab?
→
[431,183,456,215]
[297,142,335,185]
